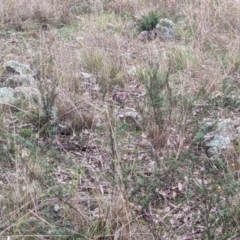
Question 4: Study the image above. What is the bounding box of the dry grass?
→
[105,0,138,16]
[1,0,240,239]
[0,0,75,30]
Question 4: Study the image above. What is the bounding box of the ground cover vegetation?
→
[0,0,240,239]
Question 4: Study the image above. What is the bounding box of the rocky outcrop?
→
[1,60,39,106]
[0,60,57,121]
[201,118,240,158]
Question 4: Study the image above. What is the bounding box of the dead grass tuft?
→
[0,0,75,30]
[34,31,97,131]
[81,33,127,96]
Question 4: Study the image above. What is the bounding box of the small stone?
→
[41,24,50,30]
[127,67,137,76]
[119,111,143,130]
[80,72,92,79]
[0,87,15,104]
[138,31,153,41]
[58,124,73,136]
[112,91,128,103]
[54,204,60,212]
[4,60,34,76]
[75,37,83,42]
[201,118,237,157]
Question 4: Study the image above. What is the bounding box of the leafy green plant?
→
[19,128,33,138]
[188,157,240,239]
[137,10,161,31]
[138,63,172,131]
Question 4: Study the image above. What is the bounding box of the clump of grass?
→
[136,10,161,31]
[57,103,95,132]
[82,48,125,98]
[168,45,199,72]
[19,128,33,138]
[82,48,104,75]
[34,32,94,134]
[37,78,58,127]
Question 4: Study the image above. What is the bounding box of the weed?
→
[19,128,32,138]
[38,78,58,127]
[138,63,172,131]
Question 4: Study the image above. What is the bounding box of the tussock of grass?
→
[136,10,161,32]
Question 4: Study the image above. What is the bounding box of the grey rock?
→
[0,86,41,107]
[58,123,73,136]
[119,111,143,130]
[0,87,15,104]
[112,91,128,104]
[155,18,175,40]
[4,75,35,87]
[127,67,137,76]
[75,36,84,42]
[41,24,51,31]
[119,111,142,122]
[14,86,41,105]
[3,60,36,87]
[80,72,92,79]
[202,119,238,157]
[138,31,153,41]
[1,61,39,108]
[4,60,34,76]
[1,60,58,122]
[54,204,60,212]
[236,126,240,135]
